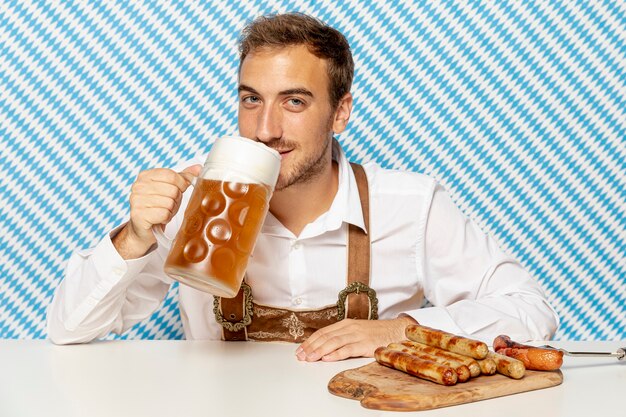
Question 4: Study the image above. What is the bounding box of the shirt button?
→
[292,241,301,250]
[294,298,302,306]
[112,267,124,276]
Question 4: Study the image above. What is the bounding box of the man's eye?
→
[242,96,260,104]
[288,98,304,106]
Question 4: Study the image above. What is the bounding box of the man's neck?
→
[269,160,339,237]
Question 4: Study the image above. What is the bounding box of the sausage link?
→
[406,324,488,359]
[400,340,481,377]
[493,335,563,371]
[493,335,519,351]
[375,347,458,386]
[387,343,471,382]
[487,351,526,379]
[476,357,497,375]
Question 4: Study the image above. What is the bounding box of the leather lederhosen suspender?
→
[340,163,377,321]
[214,163,378,341]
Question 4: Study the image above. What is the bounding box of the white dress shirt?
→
[47,140,558,344]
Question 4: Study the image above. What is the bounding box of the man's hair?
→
[239,13,354,109]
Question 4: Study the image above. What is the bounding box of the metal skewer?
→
[541,345,625,360]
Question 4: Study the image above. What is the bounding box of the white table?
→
[0,340,624,417]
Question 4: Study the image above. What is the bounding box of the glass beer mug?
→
[153,136,280,298]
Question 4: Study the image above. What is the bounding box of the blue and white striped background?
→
[1,1,624,341]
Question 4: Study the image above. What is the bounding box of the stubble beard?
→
[274,134,332,191]
[269,110,336,191]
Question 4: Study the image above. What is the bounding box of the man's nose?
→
[255,103,282,143]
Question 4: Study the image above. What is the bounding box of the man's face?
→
[237,45,348,191]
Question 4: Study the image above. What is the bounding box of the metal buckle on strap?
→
[213,282,253,332]
[336,282,378,320]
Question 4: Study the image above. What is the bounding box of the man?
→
[47,13,558,361]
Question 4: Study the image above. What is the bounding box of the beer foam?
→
[201,136,280,187]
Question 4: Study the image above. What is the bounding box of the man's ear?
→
[332,93,353,134]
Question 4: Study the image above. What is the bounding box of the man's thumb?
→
[180,164,202,183]
[183,164,202,175]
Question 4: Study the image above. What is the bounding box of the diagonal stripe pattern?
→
[1,1,624,341]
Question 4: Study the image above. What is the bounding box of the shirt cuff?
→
[64,227,157,331]
[402,306,466,336]
[92,225,155,286]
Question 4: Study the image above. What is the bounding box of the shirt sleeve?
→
[404,184,559,343]
[46,225,173,344]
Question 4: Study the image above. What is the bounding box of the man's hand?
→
[296,316,417,362]
[113,164,202,259]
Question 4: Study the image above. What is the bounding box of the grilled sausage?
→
[493,334,533,351]
[387,343,471,382]
[406,324,489,360]
[400,340,482,377]
[487,351,526,379]
[493,335,563,371]
[375,347,458,386]
[476,357,497,375]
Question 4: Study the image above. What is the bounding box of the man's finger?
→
[297,320,344,358]
[321,343,362,362]
[301,325,357,361]
[305,332,351,361]
[179,164,202,186]
[142,167,198,193]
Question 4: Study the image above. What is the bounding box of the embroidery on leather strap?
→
[282,312,305,340]
[246,304,338,343]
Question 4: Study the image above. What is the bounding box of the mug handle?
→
[151,175,198,249]
[152,224,173,249]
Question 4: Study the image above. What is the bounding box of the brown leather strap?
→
[219,285,248,341]
[345,163,372,320]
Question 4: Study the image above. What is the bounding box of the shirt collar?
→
[262,139,367,238]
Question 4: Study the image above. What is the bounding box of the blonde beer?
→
[155,136,280,297]
[164,179,271,297]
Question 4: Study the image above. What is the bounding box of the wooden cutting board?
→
[328,361,563,411]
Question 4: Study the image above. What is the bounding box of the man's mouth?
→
[276,149,293,159]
